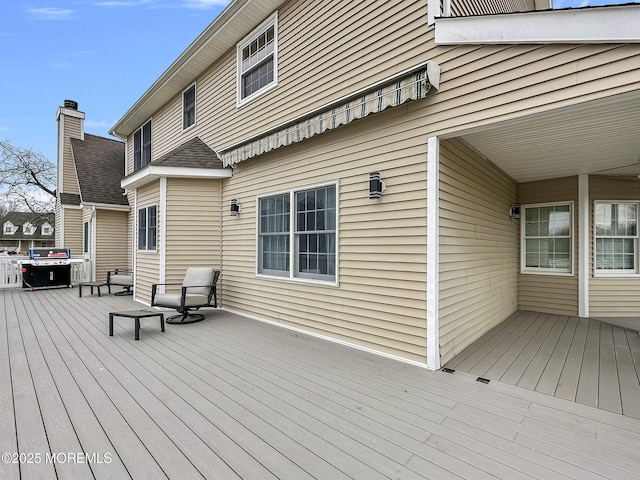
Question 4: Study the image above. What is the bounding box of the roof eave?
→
[121,165,233,190]
[109,0,284,139]
[435,4,640,45]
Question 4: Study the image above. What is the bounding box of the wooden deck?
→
[2,290,640,480]
[445,310,640,420]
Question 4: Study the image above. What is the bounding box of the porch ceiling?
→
[458,90,640,183]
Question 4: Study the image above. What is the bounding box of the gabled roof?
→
[152,137,225,169]
[121,137,231,190]
[71,134,128,207]
[0,212,55,240]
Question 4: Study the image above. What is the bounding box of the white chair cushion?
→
[110,274,133,286]
[182,267,215,296]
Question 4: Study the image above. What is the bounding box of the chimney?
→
[56,99,85,197]
[64,99,79,110]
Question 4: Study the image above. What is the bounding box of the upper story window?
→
[183,84,196,130]
[3,222,15,235]
[138,205,157,251]
[237,13,278,105]
[23,222,36,235]
[133,120,152,171]
[522,203,572,275]
[41,223,53,235]
[258,183,337,283]
[595,202,638,274]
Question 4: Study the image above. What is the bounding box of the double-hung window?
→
[258,184,337,282]
[594,202,638,274]
[238,13,277,104]
[522,203,572,274]
[138,205,157,251]
[133,120,152,171]
[183,84,196,130]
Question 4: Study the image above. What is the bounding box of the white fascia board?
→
[80,203,130,211]
[435,5,640,45]
[121,165,232,189]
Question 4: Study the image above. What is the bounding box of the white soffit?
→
[110,0,284,138]
[435,5,640,45]
[458,91,640,183]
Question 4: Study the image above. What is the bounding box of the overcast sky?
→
[0,0,632,165]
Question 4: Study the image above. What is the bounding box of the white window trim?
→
[520,201,574,276]
[42,223,54,235]
[137,204,158,252]
[593,200,640,277]
[23,223,36,236]
[182,82,197,131]
[236,11,278,108]
[3,222,15,235]
[255,181,339,286]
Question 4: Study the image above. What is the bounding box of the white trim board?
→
[435,5,640,45]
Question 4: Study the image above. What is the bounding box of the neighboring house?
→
[108,0,640,369]
[55,100,130,282]
[0,212,55,254]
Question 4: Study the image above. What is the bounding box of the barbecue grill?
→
[21,248,73,290]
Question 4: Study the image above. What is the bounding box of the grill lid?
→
[29,248,71,260]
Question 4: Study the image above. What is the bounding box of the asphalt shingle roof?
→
[0,212,55,241]
[71,134,128,206]
[151,137,225,169]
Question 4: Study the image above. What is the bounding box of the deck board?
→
[446,310,640,422]
[3,291,640,479]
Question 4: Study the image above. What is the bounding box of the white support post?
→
[427,136,440,370]
[578,174,589,318]
[159,177,167,293]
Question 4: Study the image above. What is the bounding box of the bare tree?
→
[0,140,56,213]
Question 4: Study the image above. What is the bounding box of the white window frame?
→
[256,181,338,285]
[133,119,152,171]
[521,201,574,276]
[236,12,278,107]
[137,205,158,252]
[182,83,196,131]
[3,222,15,235]
[593,200,639,277]
[23,222,35,236]
[41,223,53,235]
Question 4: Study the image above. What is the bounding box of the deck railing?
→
[0,256,92,289]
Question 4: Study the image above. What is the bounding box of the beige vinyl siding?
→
[451,0,535,17]
[62,208,82,257]
[165,178,222,287]
[132,26,640,177]
[95,210,129,283]
[141,0,432,164]
[589,176,640,317]
[135,182,161,304]
[517,176,579,315]
[222,106,429,364]
[428,42,640,137]
[60,115,82,195]
[438,138,518,365]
